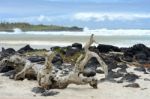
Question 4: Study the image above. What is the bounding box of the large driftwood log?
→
[39,34,108,89]
[1,34,108,90]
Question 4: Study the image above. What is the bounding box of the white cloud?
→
[5,15,53,23]
[73,12,150,21]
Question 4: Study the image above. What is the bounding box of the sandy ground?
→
[0,67,150,99]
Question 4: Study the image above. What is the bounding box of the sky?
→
[0,0,150,29]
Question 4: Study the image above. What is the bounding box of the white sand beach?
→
[0,66,150,99]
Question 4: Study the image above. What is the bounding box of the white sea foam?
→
[0,28,150,36]
[0,40,73,46]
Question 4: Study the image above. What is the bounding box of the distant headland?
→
[0,22,83,32]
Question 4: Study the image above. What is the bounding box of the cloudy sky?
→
[0,0,150,29]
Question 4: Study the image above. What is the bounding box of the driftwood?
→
[0,34,108,90]
[0,55,26,74]
[75,34,108,77]
[14,51,56,80]
[38,34,108,89]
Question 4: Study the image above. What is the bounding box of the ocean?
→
[0,29,150,50]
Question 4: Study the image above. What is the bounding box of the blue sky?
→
[0,0,150,29]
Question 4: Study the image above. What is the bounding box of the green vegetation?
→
[0,22,83,32]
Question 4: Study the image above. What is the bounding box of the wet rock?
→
[18,45,34,53]
[97,44,121,53]
[124,83,140,88]
[72,43,82,50]
[28,56,45,63]
[134,66,148,74]
[121,73,139,82]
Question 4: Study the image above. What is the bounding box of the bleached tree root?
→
[38,34,107,90]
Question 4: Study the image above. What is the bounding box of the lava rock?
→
[51,46,61,51]
[0,66,14,73]
[108,70,123,78]
[52,54,63,66]
[97,44,121,53]
[124,83,140,88]
[96,68,104,74]
[72,43,82,50]
[118,64,128,70]
[41,91,59,96]
[65,46,80,56]
[0,48,16,60]
[18,45,34,53]
[117,68,127,75]
[83,67,96,77]
[134,66,148,74]
[124,44,150,59]
[2,48,16,55]
[147,68,150,72]
[134,53,147,61]
[83,60,98,77]
[28,56,45,63]
[121,73,139,82]
[144,78,150,81]
[32,87,45,93]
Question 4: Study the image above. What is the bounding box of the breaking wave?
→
[0,28,150,36]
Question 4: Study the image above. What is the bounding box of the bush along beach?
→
[0,34,150,97]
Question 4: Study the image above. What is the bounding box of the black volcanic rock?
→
[28,56,45,63]
[134,66,148,74]
[0,48,16,60]
[52,54,63,66]
[65,46,80,56]
[121,73,139,82]
[124,44,150,58]
[72,43,82,50]
[2,48,16,54]
[124,83,140,88]
[18,45,34,53]
[97,44,121,53]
